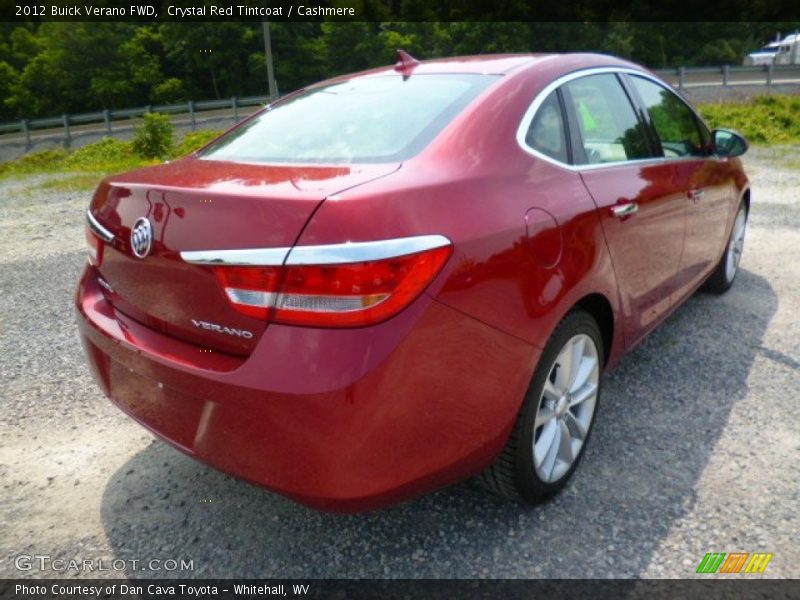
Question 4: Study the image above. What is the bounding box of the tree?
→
[2,20,800,123]
[0,61,18,118]
[602,22,635,59]
[159,23,262,99]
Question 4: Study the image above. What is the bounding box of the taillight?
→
[214,266,281,320]
[198,236,452,327]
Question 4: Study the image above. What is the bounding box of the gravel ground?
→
[0,148,798,580]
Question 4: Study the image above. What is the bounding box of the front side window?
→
[524,91,568,163]
[629,76,708,158]
[200,74,496,164]
[562,74,654,164]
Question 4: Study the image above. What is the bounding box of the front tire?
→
[477,309,603,503]
[703,203,747,294]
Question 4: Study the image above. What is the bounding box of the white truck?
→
[743,32,800,66]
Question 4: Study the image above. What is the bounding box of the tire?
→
[477,309,604,503]
[703,203,748,294]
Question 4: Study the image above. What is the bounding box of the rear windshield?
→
[199,74,497,164]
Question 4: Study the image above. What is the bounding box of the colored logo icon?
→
[696,552,773,574]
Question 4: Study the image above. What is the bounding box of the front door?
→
[561,73,687,347]
[626,74,735,301]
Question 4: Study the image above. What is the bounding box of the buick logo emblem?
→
[130,217,153,258]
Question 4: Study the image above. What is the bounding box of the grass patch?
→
[698,95,800,145]
[0,149,69,177]
[0,139,152,184]
[173,129,223,157]
[0,127,225,188]
[31,172,112,192]
[782,159,800,170]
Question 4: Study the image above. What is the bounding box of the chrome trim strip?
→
[515,66,708,172]
[285,235,451,265]
[86,210,115,242]
[180,234,452,267]
[181,247,290,266]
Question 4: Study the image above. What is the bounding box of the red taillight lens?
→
[85,227,104,266]
[277,245,452,326]
[213,244,452,327]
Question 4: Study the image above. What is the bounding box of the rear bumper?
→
[76,265,537,511]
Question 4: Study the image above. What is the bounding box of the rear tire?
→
[703,203,748,294]
[477,309,604,503]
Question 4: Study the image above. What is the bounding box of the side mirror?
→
[712,129,748,158]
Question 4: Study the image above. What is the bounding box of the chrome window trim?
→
[180,234,452,267]
[86,210,115,243]
[516,66,709,172]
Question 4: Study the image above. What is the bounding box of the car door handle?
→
[610,202,638,218]
[688,189,705,202]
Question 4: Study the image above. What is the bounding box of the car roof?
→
[335,54,546,79]
[386,54,548,75]
[323,53,645,82]
[294,53,653,103]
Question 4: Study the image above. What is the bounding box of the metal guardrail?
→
[0,95,275,150]
[652,64,800,89]
[2,64,800,151]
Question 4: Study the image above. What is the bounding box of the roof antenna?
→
[394,49,420,79]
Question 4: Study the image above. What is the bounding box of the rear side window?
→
[563,74,655,164]
[524,91,568,163]
[629,76,708,158]
[199,74,496,164]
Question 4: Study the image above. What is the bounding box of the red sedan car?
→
[77,52,749,511]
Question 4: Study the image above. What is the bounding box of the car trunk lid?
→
[88,157,400,355]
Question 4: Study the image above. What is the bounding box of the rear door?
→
[625,74,734,302]
[563,72,687,347]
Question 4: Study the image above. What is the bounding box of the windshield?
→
[200,74,497,164]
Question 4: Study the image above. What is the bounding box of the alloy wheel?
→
[725,208,747,283]
[532,333,600,483]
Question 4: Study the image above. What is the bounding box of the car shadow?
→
[100,268,776,578]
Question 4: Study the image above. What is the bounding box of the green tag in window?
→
[578,101,597,131]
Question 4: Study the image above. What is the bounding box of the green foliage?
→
[3,22,800,122]
[161,23,262,100]
[602,22,635,58]
[8,26,43,66]
[0,148,68,177]
[0,61,18,114]
[0,138,146,179]
[132,113,174,159]
[32,172,113,192]
[152,78,186,103]
[173,130,223,157]
[63,137,136,169]
[699,95,800,145]
[694,39,741,66]
[0,128,226,180]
